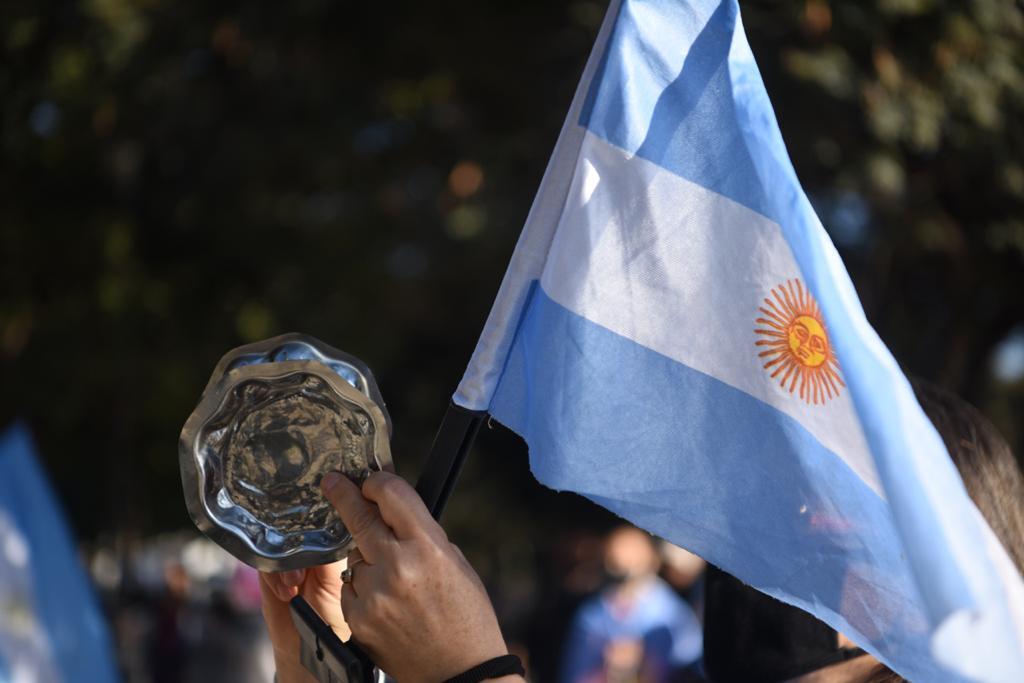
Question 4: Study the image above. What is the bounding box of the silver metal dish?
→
[179,333,392,571]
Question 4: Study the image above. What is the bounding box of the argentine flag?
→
[454,1,1024,680]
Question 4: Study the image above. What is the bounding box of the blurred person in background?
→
[524,531,608,683]
[559,526,703,683]
[100,538,274,683]
[149,560,197,683]
[184,564,274,682]
[659,543,706,623]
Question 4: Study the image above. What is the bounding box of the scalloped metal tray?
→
[179,333,392,571]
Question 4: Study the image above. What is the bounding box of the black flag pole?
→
[415,400,488,519]
[289,399,488,683]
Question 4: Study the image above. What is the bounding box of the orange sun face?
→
[755,279,844,405]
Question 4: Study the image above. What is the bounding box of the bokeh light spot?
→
[993,326,1024,383]
[448,161,485,199]
[445,205,486,240]
[29,101,60,138]
[236,301,275,342]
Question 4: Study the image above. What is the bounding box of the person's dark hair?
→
[911,378,1024,574]
[860,380,1024,683]
[863,663,905,683]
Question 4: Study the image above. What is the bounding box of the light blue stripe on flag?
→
[491,282,928,663]
[455,0,1024,681]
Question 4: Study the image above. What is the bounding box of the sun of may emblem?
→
[754,279,845,405]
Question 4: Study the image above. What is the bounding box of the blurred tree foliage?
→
[1,0,1022,567]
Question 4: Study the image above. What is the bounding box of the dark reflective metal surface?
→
[180,334,392,571]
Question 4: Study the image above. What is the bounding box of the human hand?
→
[259,562,350,683]
[320,470,513,683]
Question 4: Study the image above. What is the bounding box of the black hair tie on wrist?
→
[443,654,525,683]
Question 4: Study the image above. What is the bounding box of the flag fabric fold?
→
[454,1,1024,680]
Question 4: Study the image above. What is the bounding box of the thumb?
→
[320,471,392,563]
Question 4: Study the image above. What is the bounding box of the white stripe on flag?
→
[540,130,881,495]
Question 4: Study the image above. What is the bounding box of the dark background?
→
[2,0,1023,654]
